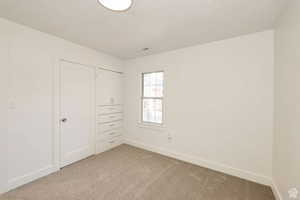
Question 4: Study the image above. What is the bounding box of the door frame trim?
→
[60,58,123,74]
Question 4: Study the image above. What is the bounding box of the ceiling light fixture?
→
[97,0,132,11]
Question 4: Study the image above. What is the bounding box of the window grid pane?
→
[142,99,162,124]
[142,72,164,124]
[143,72,163,98]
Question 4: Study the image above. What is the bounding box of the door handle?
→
[61,118,67,123]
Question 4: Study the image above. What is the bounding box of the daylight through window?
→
[142,72,164,124]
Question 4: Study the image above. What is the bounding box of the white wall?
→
[124,31,274,185]
[0,18,123,193]
[274,1,300,199]
[0,19,10,193]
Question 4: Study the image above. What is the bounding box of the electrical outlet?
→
[167,132,172,142]
[288,188,299,199]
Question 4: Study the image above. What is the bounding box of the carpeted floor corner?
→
[1,144,275,200]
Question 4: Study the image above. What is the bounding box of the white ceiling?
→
[0,0,287,59]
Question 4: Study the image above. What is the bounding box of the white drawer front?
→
[98,113,122,123]
[96,129,122,140]
[108,136,122,148]
[96,136,122,154]
[97,121,122,133]
[97,105,122,114]
[107,129,122,139]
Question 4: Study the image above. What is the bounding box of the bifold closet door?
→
[96,69,123,105]
[60,61,95,167]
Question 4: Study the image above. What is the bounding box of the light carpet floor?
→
[1,144,275,200]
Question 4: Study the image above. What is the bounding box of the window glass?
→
[142,72,164,124]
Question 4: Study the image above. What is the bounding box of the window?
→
[141,71,164,124]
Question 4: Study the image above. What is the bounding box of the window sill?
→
[137,122,166,132]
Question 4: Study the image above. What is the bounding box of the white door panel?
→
[60,61,95,167]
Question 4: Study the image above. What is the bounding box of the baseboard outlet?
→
[5,165,59,193]
[272,182,283,200]
[124,139,273,186]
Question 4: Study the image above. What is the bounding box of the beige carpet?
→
[1,144,275,200]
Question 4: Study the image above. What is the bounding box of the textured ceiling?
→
[0,0,287,59]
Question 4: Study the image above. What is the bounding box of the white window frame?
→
[140,71,165,127]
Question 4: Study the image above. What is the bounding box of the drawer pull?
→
[109,124,115,127]
[109,141,115,144]
[109,116,116,118]
[109,132,115,135]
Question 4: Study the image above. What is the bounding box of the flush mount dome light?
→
[97,0,132,11]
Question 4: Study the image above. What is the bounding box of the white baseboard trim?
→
[0,185,7,195]
[272,182,283,200]
[5,165,59,193]
[1,142,275,196]
[124,139,273,186]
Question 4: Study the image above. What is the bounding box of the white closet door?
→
[111,72,123,105]
[60,61,95,167]
[96,69,123,105]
